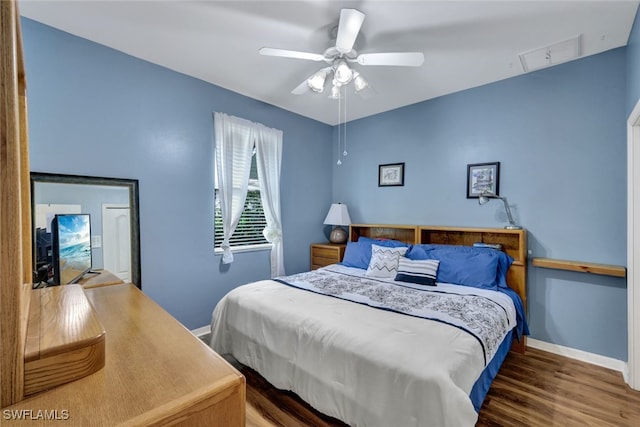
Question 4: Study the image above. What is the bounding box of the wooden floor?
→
[241,347,640,427]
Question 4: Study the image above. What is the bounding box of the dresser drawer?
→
[310,243,346,270]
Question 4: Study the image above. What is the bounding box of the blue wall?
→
[22,18,334,329]
[22,15,635,361]
[629,6,640,114]
[332,49,628,360]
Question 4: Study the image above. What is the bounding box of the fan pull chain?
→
[343,89,348,157]
[337,85,342,166]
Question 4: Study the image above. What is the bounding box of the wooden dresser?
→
[310,243,346,270]
[2,2,244,423]
[3,284,245,426]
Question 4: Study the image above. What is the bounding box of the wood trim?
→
[0,0,28,406]
[77,269,125,289]
[532,258,626,278]
[17,7,29,287]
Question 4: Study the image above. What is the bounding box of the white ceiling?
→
[19,0,640,125]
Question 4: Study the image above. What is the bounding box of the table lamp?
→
[323,203,351,244]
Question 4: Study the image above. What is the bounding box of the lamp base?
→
[505,225,523,230]
[329,226,347,244]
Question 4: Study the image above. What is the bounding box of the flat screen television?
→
[51,213,92,285]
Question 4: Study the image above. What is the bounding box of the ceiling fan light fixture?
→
[352,71,369,92]
[333,60,353,85]
[261,9,427,100]
[307,68,329,92]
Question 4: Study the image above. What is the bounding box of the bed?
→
[210,224,528,427]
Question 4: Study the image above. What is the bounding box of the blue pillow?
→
[341,241,370,269]
[341,237,410,270]
[406,245,429,260]
[494,250,513,289]
[406,244,513,290]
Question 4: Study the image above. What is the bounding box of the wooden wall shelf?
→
[532,257,626,278]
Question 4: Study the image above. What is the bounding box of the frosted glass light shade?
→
[307,69,329,92]
[353,71,369,92]
[333,61,353,85]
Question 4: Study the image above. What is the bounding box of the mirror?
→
[30,172,141,288]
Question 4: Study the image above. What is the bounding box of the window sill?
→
[214,243,272,256]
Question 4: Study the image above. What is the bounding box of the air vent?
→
[519,35,582,72]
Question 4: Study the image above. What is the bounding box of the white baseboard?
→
[527,338,627,375]
[191,325,212,338]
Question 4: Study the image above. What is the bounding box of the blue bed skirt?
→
[469,329,514,412]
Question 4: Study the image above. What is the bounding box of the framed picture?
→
[378,163,405,187]
[467,162,500,198]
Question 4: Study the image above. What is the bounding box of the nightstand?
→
[310,243,346,270]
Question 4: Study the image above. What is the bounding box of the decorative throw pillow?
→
[341,237,410,270]
[365,245,408,278]
[395,258,440,286]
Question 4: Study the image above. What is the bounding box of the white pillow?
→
[365,244,408,278]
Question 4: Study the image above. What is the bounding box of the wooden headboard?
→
[350,223,418,245]
[349,224,527,353]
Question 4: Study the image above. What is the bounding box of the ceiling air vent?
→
[518,34,582,72]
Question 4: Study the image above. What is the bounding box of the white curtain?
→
[214,112,255,263]
[255,124,285,277]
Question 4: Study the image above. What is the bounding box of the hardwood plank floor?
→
[241,347,640,426]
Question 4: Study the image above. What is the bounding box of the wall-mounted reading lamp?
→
[478,191,522,230]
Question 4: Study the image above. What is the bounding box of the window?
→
[213,112,284,275]
[214,150,269,250]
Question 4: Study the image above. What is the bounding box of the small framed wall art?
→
[467,162,500,198]
[378,163,405,187]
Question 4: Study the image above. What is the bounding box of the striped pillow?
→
[395,258,440,286]
[365,245,408,278]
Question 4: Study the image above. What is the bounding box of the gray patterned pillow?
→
[365,244,408,278]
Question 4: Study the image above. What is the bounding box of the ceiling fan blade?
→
[259,47,325,62]
[356,52,425,67]
[291,79,310,95]
[335,9,365,54]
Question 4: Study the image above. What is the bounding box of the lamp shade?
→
[323,203,351,226]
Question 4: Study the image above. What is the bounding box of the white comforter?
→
[210,266,516,427]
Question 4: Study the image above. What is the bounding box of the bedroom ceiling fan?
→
[259,9,424,98]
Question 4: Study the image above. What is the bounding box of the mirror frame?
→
[30,172,142,289]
